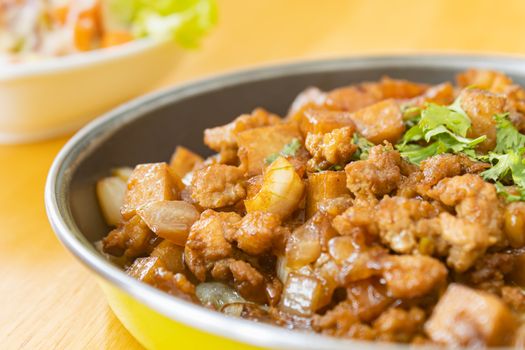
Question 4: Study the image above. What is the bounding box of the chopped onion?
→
[96,176,127,226]
[245,156,305,218]
[195,282,245,310]
[111,167,134,182]
[286,223,321,269]
[276,255,291,283]
[137,200,200,246]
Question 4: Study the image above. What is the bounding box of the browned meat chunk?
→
[373,307,426,343]
[345,143,402,198]
[346,278,392,322]
[428,174,504,271]
[349,99,405,144]
[425,284,518,347]
[415,153,489,196]
[459,88,506,153]
[299,109,355,135]
[121,163,178,220]
[103,215,157,258]
[190,164,246,208]
[184,210,241,281]
[376,196,442,254]
[312,301,375,340]
[224,211,285,255]
[461,252,516,294]
[237,122,302,176]
[382,255,447,298]
[305,127,357,171]
[204,108,281,152]
[211,258,267,303]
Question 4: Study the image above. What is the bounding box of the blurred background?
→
[2,0,525,348]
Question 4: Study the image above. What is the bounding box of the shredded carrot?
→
[101,31,134,48]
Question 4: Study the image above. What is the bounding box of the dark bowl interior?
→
[67,57,525,244]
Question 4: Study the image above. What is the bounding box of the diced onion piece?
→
[111,167,133,182]
[150,240,185,273]
[279,273,324,316]
[286,223,321,269]
[195,282,245,310]
[245,156,305,218]
[276,255,291,283]
[137,200,200,246]
[96,176,127,226]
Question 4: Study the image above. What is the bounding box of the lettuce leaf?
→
[107,0,218,48]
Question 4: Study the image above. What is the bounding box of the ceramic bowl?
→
[0,39,180,144]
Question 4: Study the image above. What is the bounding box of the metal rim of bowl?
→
[45,54,525,350]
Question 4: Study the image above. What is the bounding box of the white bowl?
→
[0,39,181,144]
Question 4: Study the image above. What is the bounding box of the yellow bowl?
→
[45,55,525,350]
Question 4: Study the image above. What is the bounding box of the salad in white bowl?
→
[0,0,217,143]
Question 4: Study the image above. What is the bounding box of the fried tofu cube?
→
[349,99,405,144]
[306,171,349,218]
[460,88,506,153]
[378,76,428,99]
[237,123,302,176]
[126,256,165,283]
[169,146,203,179]
[425,284,518,347]
[121,163,178,219]
[151,240,186,274]
[299,109,356,136]
[325,85,381,112]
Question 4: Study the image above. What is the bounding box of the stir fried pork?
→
[99,69,525,347]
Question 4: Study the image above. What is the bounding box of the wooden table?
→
[3,0,525,348]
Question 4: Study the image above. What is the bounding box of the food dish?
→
[46,56,525,349]
[95,66,525,347]
[1,0,217,63]
[0,0,216,144]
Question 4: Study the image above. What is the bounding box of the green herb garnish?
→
[265,138,301,164]
[479,114,525,201]
[352,134,374,160]
[396,99,486,164]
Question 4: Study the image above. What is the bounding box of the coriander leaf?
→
[419,102,471,137]
[480,153,516,182]
[399,125,424,147]
[281,138,301,157]
[493,113,525,153]
[352,134,374,160]
[265,153,279,165]
[495,182,525,202]
[397,142,441,164]
[481,149,525,188]
[265,138,301,164]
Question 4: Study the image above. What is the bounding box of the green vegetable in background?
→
[107,0,218,48]
[396,99,486,164]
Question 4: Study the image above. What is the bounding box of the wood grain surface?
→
[3,0,525,348]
